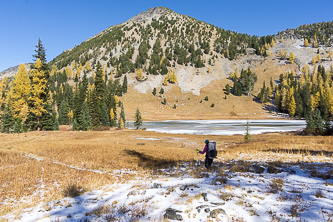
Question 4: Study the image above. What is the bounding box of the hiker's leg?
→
[208,158,213,167]
[205,158,209,168]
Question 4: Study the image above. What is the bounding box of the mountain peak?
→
[127,7,170,23]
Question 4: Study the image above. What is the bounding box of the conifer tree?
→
[225,84,230,95]
[278,49,284,59]
[169,70,177,83]
[58,99,70,125]
[94,61,106,125]
[122,75,128,94]
[119,104,126,128]
[134,108,142,129]
[152,88,157,96]
[29,59,48,129]
[136,68,143,81]
[79,101,91,131]
[1,103,14,133]
[288,95,296,117]
[289,52,295,63]
[11,64,30,123]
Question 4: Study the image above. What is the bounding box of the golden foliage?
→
[30,59,47,117]
[136,68,143,81]
[11,64,31,121]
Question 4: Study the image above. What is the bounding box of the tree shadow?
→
[124,149,183,169]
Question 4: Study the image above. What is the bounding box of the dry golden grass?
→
[122,53,296,121]
[0,129,332,216]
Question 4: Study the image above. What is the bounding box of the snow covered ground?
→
[3,160,333,222]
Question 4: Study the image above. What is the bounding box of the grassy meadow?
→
[1,128,332,217]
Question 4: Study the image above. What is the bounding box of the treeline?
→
[277,21,333,47]
[257,64,333,135]
[0,40,129,133]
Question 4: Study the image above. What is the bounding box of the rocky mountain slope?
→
[1,8,332,120]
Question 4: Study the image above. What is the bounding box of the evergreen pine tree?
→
[58,99,70,125]
[122,75,128,94]
[72,119,78,131]
[119,104,126,128]
[40,102,54,130]
[1,103,14,133]
[225,84,230,95]
[152,88,157,96]
[13,118,22,133]
[79,101,92,131]
[134,108,142,129]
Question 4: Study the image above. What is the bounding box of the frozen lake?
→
[129,119,306,135]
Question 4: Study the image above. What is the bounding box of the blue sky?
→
[0,0,332,71]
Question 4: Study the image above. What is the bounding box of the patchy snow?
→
[135,137,161,141]
[3,161,333,222]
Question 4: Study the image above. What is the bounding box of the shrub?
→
[63,183,86,197]
[204,96,209,101]
[211,103,215,107]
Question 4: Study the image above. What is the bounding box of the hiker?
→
[196,139,216,169]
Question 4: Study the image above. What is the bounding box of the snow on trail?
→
[3,161,333,222]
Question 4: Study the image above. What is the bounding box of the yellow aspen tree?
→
[288,95,296,117]
[30,59,47,117]
[316,54,321,63]
[120,117,125,129]
[207,67,211,73]
[283,50,288,60]
[77,63,83,78]
[115,95,119,105]
[72,61,77,70]
[109,70,114,82]
[136,68,143,81]
[313,34,318,48]
[314,91,320,108]
[169,70,177,83]
[280,37,284,42]
[266,50,271,56]
[304,38,309,47]
[312,57,317,64]
[229,72,235,80]
[278,49,284,59]
[281,87,287,111]
[85,61,92,71]
[91,70,95,79]
[234,67,239,78]
[68,110,73,122]
[226,49,229,58]
[11,64,31,122]
[0,77,8,118]
[328,50,333,61]
[163,75,168,86]
[310,95,316,112]
[110,108,114,120]
[270,38,275,47]
[50,65,58,76]
[65,66,72,79]
[289,52,295,63]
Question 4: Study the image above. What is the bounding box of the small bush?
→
[173,104,177,109]
[204,96,209,101]
[211,103,215,107]
[63,183,86,197]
